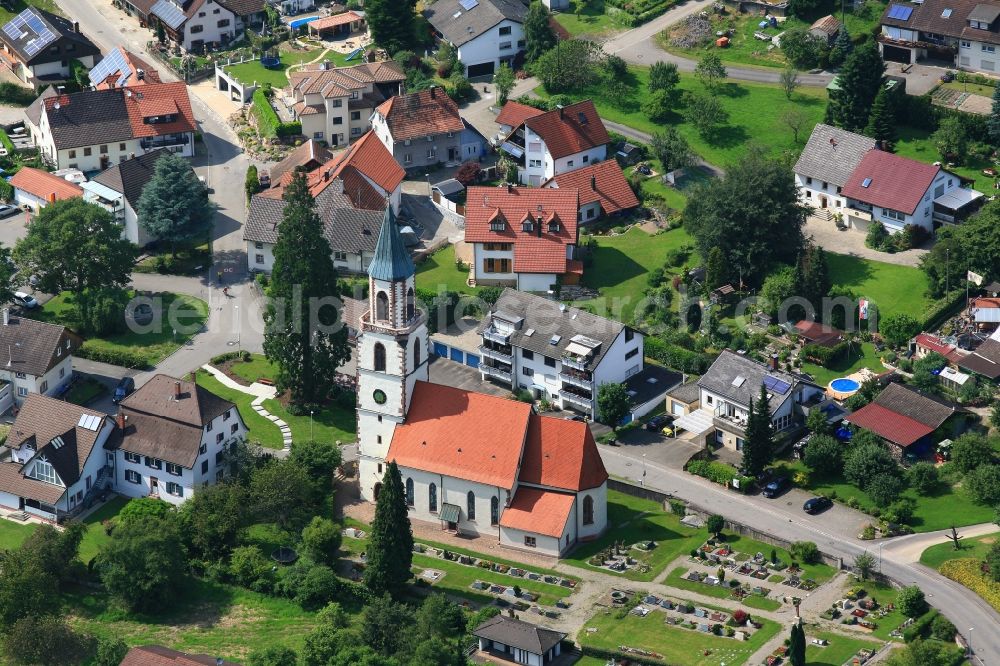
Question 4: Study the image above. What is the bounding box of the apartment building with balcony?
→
[674,350,826,451]
[477,288,644,420]
[877,0,1000,73]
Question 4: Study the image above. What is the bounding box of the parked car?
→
[803,496,832,514]
[113,376,135,404]
[13,292,37,309]
[940,70,955,82]
[645,414,675,432]
[762,476,790,498]
[0,204,18,219]
[563,414,587,422]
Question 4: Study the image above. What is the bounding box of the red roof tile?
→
[123,82,196,139]
[375,88,463,142]
[464,186,579,275]
[841,150,940,215]
[846,402,933,447]
[496,100,544,129]
[10,167,82,202]
[521,100,610,160]
[794,320,843,347]
[519,415,608,491]
[915,333,958,357]
[544,160,639,215]
[387,381,532,489]
[121,645,240,666]
[499,487,574,538]
[310,130,405,196]
[309,10,363,30]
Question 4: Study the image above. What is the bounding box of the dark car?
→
[113,376,135,404]
[803,496,833,514]
[645,414,675,432]
[762,476,790,498]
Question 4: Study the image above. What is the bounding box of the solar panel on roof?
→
[763,375,791,395]
[89,48,130,88]
[459,0,479,9]
[151,0,187,30]
[887,4,913,20]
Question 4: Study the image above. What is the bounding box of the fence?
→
[145,43,214,83]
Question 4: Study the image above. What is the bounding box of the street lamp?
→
[641,453,647,486]
[878,541,883,573]
[310,410,314,442]
[969,627,974,658]
[234,304,241,352]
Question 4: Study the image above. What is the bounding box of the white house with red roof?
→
[499,100,610,186]
[370,87,465,170]
[543,159,640,223]
[464,185,581,292]
[357,205,608,557]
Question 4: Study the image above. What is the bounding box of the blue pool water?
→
[830,378,860,393]
[288,16,319,30]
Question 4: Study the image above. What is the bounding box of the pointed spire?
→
[368,202,415,281]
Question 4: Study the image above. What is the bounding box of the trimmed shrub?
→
[251,88,301,138]
[76,344,149,369]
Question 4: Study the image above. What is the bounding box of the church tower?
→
[356,204,428,502]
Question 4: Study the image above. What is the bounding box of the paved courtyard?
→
[804,216,928,267]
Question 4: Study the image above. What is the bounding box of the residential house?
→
[794,123,876,218]
[464,185,580,291]
[307,11,366,40]
[424,0,527,78]
[150,0,265,53]
[0,309,79,407]
[0,8,100,89]
[33,81,196,171]
[356,212,608,556]
[266,138,332,186]
[10,166,82,211]
[272,0,319,15]
[22,85,56,142]
[957,336,1000,381]
[477,287,646,419]
[494,100,544,144]
[246,129,405,273]
[969,296,1000,332]
[542,0,570,7]
[846,381,960,456]
[109,374,247,506]
[121,646,241,665]
[472,615,566,665]
[911,332,965,362]
[0,395,113,522]
[674,350,827,451]
[88,46,162,90]
[87,149,180,245]
[286,60,405,148]
[543,159,640,223]
[500,100,610,186]
[371,87,465,170]
[878,0,1000,73]
[840,149,965,234]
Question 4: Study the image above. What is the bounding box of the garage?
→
[882,44,912,64]
[466,61,495,78]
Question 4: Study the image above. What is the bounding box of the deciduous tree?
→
[706,514,724,536]
[137,152,212,256]
[302,516,343,566]
[493,62,515,105]
[854,551,877,579]
[247,646,299,666]
[932,116,968,163]
[683,93,728,138]
[263,172,351,404]
[365,461,413,595]
[781,107,810,143]
[965,464,1000,506]
[597,382,630,429]
[844,442,898,490]
[179,482,248,560]
[649,60,680,95]
[4,615,92,666]
[879,313,921,347]
[780,66,799,99]
[532,39,601,93]
[96,516,186,612]
[803,434,842,475]
[896,585,928,617]
[365,0,417,56]
[695,52,727,90]
[650,128,693,174]
[249,459,319,530]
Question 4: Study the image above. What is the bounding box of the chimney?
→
[2,309,8,326]
[173,381,181,398]
[536,215,542,237]
[430,86,436,99]
[136,68,145,81]
[116,411,125,430]
[506,183,512,193]
[73,21,79,33]
[559,107,564,119]
[769,354,778,371]
[590,174,596,191]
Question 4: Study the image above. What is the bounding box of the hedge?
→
[801,341,849,367]
[251,88,301,139]
[0,130,14,153]
[76,345,149,369]
[921,289,966,332]
[939,558,1000,613]
[645,336,714,374]
[902,610,939,643]
[0,82,36,107]
[686,460,737,485]
[211,350,252,365]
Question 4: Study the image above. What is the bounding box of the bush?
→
[897,585,928,618]
[76,344,149,369]
[669,500,687,516]
[0,82,37,106]
[790,541,820,565]
[94,637,128,666]
[907,462,940,494]
[867,472,906,505]
[251,88,301,138]
[301,517,342,566]
[844,443,899,490]
[687,460,737,485]
[931,614,956,642]
[229,545,274,590]
[5,615,93,665]
[951,433,995,473]
[964,464,1000,506]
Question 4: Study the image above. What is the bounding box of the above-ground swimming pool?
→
[830,378,860,393]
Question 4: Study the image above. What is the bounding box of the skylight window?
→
[862,177,872,188]
[942,8,952,17]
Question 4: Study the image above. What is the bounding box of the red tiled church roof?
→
[519,416,608,491]
[499,487,575,538]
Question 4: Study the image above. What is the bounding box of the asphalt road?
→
[602,444,998,663]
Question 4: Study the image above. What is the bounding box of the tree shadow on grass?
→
[704,124,750,149]
[827,254,878,291]
[580,246,647,293]
[715,82,749,98]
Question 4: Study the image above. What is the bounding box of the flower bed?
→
[940,558,1000,612]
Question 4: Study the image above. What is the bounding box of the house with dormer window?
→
[0,8,100,90]
[0,395,114,522]
[106,374,246,505]
[370,87,465,170]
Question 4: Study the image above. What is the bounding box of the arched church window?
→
[373,343,386,372]
[376,291,388,321]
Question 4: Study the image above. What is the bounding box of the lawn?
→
[804,629,880,666]
[536,68,828,168]
[28,291,208,367]
[580,606,782,666]
[0,0,61,22]
[666,567,782,611]
[658,3,886,69]
[225,46,351,87]
[562,489,705,581]
[67,578,318,661]
[415,244,475,295]
[920,531,998,570]
[261,395,356,445]
[553,0,621,37]
[773,459,996,532]
[577,225,695,323]
[410,552,574,606]
[800,341,886,386]
[64,377,107,407]
[134,240,212,277]
[895,125,995,194]
[78,495,130,563]
[227,354,279,384]
[195,369,284,449]
[825,253,934,321]
[628,159,711,212]
[941,80,996,97]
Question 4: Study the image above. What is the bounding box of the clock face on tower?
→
[373,389,387,405]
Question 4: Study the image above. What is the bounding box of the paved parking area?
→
[804,215,928,267]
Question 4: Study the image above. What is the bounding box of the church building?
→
[356,205,609,557]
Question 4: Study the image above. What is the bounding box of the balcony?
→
[559,368,592,389]
[561,390,592,409]
[481,363,512,383]
[140,134,190,150]
[482,325,511,345]
[845,206,872,224]
[561,354,589,371]
[713,404,748,435]
[479,344,513,364]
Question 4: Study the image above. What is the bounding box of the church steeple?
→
[368,204,415,281]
